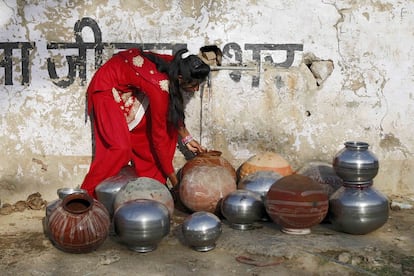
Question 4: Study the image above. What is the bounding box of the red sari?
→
[81,48,177,198]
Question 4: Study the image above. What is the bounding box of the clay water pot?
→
[44,188,87,237]
[238,152,293,181]
[180,165,236,213]
[265,174,328,235]
[95,166,138,218]
[181,211,222,252]
[221,189,265,230]
[114,177,174,217]
[329,181,389,235]
[48,192,110,253]
[114,199,170,253]
[46,188,87,219]
[181,150,236,180]
[333,141,379,182]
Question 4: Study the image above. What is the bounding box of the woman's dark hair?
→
[141,48,210,128]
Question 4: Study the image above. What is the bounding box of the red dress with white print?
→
[81,48,177,198]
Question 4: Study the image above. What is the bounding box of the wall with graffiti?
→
[1,0,413,201]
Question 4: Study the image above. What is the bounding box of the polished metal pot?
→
[95,165,138,217]
[221,189,265,230]
[114,199,170,253]
[333,141,379,182]
[181,211,222,252]
[237,171,282,200]
[329,181,389,235]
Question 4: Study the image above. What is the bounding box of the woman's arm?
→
[177,126,207,154]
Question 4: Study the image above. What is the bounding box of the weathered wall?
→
[1,0,413,202]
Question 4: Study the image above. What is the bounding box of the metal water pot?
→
[333,141,379,182]
[181,211,222,252]
[114,199,170,253]
[329,181,389,235]
[221,189,265,230]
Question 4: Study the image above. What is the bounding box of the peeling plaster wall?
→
[1,0,413,202]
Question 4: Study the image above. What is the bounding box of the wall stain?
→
[379,133,410,157]
[32,158,48,171]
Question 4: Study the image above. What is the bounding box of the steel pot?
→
[181,211,222,252]
[221,189,265,230]
[329,181,389,235]
[333,141,379,182]
[114,199,170,253]
[95,169,137,218]
[237,171,282,200]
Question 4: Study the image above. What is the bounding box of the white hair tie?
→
[181,51,191,59]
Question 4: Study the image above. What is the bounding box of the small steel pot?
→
[333,141,379,182]
[182,211,222,252]
[221,189,265,230]
[57,187,87,199]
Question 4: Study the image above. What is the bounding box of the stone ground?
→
[0,194,413,276]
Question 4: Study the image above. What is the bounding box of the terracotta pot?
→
[180,165,236,214]
[238,152,293,181]
[48,193,110,253]
[265,174,328,235]
[44,188,87,237]
[113,177,174,217]
[181,150,236,180]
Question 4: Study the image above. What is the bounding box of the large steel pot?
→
[329,181,389,235]
[114,199,170,253]
[95,166,137,218]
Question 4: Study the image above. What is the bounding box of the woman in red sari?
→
[81,48,210,198]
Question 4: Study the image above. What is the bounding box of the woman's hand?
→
[186,139,207,154]
[177,127,206,154]
[167,172,179,187]
[166,173,179,203]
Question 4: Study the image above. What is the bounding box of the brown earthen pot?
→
[238,152,293,181]
[180,150,236,180]
[180,153,237,213]
[48,192,110,253]
[265,174,328,235]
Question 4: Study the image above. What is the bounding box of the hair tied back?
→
[180,50,191,59]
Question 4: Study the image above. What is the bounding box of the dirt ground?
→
[0,194,413,276]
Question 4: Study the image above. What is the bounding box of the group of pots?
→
[176,142,389,237]
[44,141,389,254]
[227,141,389,236]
